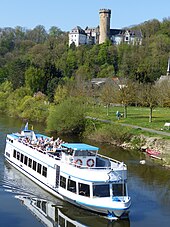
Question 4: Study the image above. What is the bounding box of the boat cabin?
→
[60,143,99,167]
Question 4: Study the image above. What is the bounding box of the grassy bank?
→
[87,106,170,133]
[85,105,170,166]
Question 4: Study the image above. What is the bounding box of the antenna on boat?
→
[24,122,28,131]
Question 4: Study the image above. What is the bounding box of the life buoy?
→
[87,159,94,167]
[74,159,82,167]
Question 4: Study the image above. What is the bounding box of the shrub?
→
[47,97,86,134]
[85,123,132,144]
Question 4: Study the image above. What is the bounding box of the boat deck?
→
[8,132,125,171]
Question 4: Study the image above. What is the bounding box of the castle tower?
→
[99,9,111,44]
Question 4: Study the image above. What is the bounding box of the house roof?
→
[110,29,142,38]
[70,26,86,34]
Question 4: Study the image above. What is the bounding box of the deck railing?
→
[15,137,126,170]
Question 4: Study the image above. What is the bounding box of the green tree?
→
[54,85,68,104]
[49,26,63,37]
[19,94,49,122]
[7,58,29,89]
[25,66,45,93]
[156,79,170,107]
[47,97,86,134]
[26,25,47,43]
[137,83,158,122]
[6,87,31,116]
[115,79,137,118]
[100,79,116,116]
[0,81,13,111]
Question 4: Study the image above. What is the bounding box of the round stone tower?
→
[99,9,111,44]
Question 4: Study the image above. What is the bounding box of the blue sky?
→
[0,0,169,32]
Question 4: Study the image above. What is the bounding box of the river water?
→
[0,114,170,227]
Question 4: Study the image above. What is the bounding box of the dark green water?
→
[0,114,170,227]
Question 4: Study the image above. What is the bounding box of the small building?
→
[110,29,142,45]
[69,26,87,47]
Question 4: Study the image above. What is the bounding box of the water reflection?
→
[2,162,130,227]
[14,195,130,227]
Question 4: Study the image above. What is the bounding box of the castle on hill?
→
[69,9,142,47]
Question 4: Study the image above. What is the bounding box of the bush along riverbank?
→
[83,122,170,167]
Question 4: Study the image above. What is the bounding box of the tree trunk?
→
[106,104,109,116]
[124,105,127,118]
[149,107,152,122]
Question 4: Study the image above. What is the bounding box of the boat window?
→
[13,149,16,158]
[33,160,37,171]
[93,184,110,197]
[42,201,47,213]
[24,156,28,165]
[78,183,90,197]
[42,166,47,177]
[20,153,24,163]
[112,183,126,196]
[74,150,96,157]
[28,158,32,168]
[58,216,65,226]
[37,163,42,174]
[67,179,76,193]
[16,151,20,160]
[60,176,66,188]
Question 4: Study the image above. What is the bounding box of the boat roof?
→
[61,143,99,151]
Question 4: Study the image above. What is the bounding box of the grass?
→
[87,105,170,133]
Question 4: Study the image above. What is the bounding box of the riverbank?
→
[120,135,170,167]
[85,117,170,167]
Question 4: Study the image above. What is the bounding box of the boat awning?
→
[61,143,99,151]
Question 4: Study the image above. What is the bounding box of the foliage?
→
[54,85,68,104]
[6,87,32,117]
[156,79,170,107]
[0,19,170,131]
[0,81,13,111]
[25,66,45,93]
[18,95,49,122]
[47,97,86,134]
[85,123,132,144]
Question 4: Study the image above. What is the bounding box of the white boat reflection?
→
[15,195,130,227]
[15,195,87,227]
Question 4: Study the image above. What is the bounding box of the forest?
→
[0,18,170,134]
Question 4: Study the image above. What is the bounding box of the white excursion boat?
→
[4,123,131,219]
